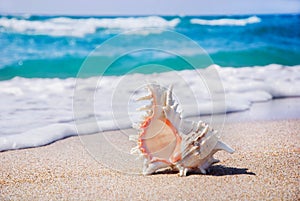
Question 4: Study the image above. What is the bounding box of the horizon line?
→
[1,11,299,17]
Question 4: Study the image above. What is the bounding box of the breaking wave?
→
[1,64,300,151]
[0,16,180,37]
[190,16,261,26]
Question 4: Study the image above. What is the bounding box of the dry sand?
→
[1,119,299,200]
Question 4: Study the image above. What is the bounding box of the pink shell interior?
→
[139,116,182,164]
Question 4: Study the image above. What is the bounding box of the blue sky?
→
[0,0,299,16]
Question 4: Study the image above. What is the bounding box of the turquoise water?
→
[0,14,299,80]
[1,14,300,152]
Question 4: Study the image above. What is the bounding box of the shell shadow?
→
[154,165,255,176]
[206,165,256,176]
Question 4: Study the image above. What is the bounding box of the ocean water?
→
[0,14,300,151]
[0,14,299,79]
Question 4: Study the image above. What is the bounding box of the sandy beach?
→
[1,119,299,200]
[1,2,300,201]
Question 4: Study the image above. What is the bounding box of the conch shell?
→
[130,84,234,176]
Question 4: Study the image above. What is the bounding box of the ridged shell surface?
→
[130,84,234,176]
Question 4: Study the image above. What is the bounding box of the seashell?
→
[130,84,234,176]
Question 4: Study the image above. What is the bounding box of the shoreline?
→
[1,119,299,200]
[1,64,300,152]
[195,97,300,124]
[1,97,300,153]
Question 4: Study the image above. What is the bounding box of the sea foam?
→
[190,16,261,26]
[0,16,180,37]
[1,64,300,151]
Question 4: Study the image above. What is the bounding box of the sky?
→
[0,0,300,16]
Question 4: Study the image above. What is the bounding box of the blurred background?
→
[0,0,299,79]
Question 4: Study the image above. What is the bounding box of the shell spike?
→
[166,84,174,106]
[131,123,141,130]
[143,161,169,175]
[136,94,152,101]
[171,103,179,112]
[137,104,152,111]
[179,167,189,177]
[211,157,220,164]
[130,146,140,154]
[129,135,139,142]
[214,141,235,154]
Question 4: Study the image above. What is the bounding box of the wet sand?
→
[1,119,299,200]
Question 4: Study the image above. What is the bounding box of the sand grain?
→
[1,120,299,200]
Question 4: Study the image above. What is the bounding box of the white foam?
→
[0,124,75,151]
[0,16,180,37]
[190,16,261,26]
[1,64,300,151]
